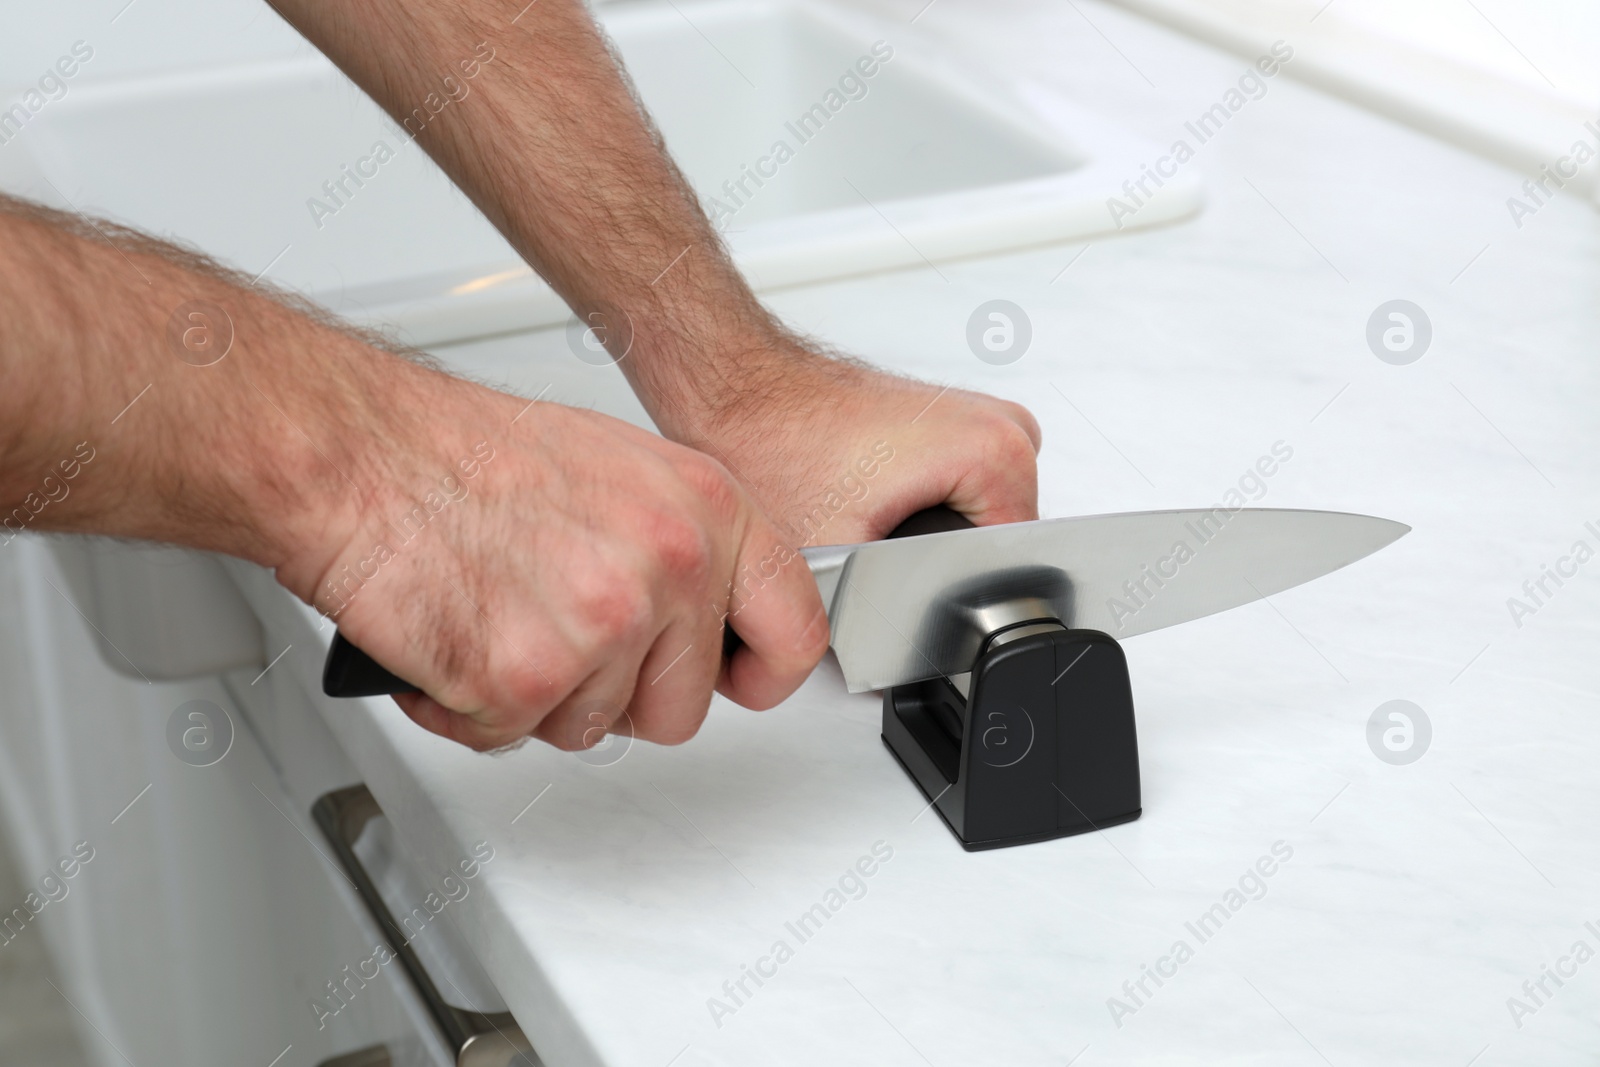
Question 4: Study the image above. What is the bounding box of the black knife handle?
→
[323,632,421,697]
[323,506,978,698]
[883,504,977,540]
[719,504,975,662]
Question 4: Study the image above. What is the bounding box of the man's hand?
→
[0,197,827,753]
[291,378,829,752]
[273,0,1044,543]
[661,340,1043,547]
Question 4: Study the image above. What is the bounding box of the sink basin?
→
[4,0,1200,346]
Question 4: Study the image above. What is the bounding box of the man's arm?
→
[0,196,827,750]
[271,0,1043,546]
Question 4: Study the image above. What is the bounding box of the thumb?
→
[716,518,829,709]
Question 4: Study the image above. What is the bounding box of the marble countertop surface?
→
[252,2,1600,1064]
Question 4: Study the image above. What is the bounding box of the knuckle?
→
[499,657,560,712]
[423,676,477,716]
[1003,402,1043,449]
[453,709,529,753]
[989,415,1040,467]
[425,670,499,725]
[674,451,740,517]
[577,572,654,645]
[650,513,714,587]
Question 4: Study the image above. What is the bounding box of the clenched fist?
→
[275,365,830,752]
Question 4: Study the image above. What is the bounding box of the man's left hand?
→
[673,340,1042,547]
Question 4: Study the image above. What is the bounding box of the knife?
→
[322,505,1408,697]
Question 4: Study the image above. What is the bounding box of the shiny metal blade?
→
[814,508,1408,693]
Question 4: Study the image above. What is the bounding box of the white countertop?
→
[236,2,1600,1064]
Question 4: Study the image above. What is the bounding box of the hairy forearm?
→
[0,196,412,587]
[0,196,832,747]
[270,0,790,439]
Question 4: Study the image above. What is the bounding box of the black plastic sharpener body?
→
[882,627,1141,851]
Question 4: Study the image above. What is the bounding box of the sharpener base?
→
[882,628,1141,851]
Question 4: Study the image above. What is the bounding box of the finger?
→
[626,610,721,745]
[716,520,829,710]
[398,626,611,752]
[940,409,1041,527]
[530,651,642,752]
[386,594,567,750]
[394,692,534,752]
[1001,399,1044,452]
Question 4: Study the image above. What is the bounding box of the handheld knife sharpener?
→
[878,515,1141,851]
[882,619,1141,851]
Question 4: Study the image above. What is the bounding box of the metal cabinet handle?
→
[317,1046,392,1067]
[313,785,539,1067]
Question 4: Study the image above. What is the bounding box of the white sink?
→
[4,0,1200,346]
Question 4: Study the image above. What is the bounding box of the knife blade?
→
[323,505,1407,698]
[813,505,1408,692]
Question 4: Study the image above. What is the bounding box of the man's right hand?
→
[277,369,829,752]
[0,196,827,757]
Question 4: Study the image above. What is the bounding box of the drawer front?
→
[0,537,454,1067]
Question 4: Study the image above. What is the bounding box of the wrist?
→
[624,322,857,447]
[227,343,397,600]
[265,352,518,620]
[220,328,431,603]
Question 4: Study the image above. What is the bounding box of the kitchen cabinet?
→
[0,536,504,1067]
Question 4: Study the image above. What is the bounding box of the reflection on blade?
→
[827,508,1408,692]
